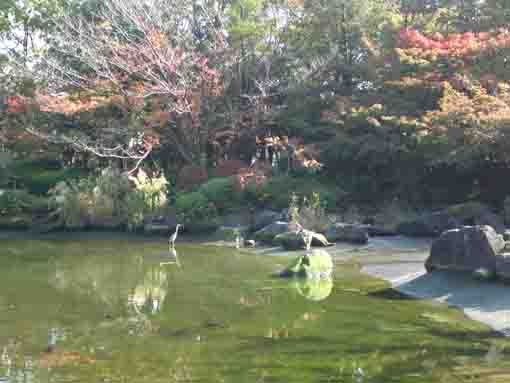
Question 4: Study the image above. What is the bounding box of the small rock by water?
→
[278,249,333,279]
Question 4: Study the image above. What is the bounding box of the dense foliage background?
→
[2,0,510,230]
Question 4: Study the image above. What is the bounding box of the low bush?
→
[199,177,241,212]
[125,192,147,232]
[245,175,339,211]
[0,189,49,215]
[175,191,217,222]
[50,167,169,231]
[9,160,86,194]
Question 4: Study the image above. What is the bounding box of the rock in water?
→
[495,256,510,281]
[274,230,332,250]
[253,221,302,243]
[425,225,505,273]
[325,223,369,244]
[293,278,333,301]
[278,249,333,279]
[244,239,256,247]
[472,268,495,282]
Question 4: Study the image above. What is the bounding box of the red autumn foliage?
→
[38,351,96,369]
[397,28,510,62]
[5,96,32,113]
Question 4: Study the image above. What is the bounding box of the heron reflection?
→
[160,247,181,268]
[130,266,168,315]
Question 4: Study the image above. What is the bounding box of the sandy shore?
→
[353,237,510,335]
[251,235,510,334]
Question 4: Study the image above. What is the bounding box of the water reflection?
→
[50,247,181,318]
[293,278,333,301]
[129,266,168,315]
[5,240,508,382]
[159,247,181,268]
[129,248,182,316]
[288,245,334,302]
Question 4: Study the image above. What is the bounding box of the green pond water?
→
[1,238,510,383]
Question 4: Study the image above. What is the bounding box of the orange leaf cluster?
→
[398,28,510,62]
[232,167,269,193]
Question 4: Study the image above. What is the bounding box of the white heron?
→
[169,224,182,249]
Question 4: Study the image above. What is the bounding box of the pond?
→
[1,238,510,382]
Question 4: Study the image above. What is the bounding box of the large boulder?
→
[254,221,302,243]
[325,223,369,244]
[274,230,332,250]
[447,202,504,234]
[252,210,282,232]
[278,249,333,279]
[398,202,505,237]
[425,225,505,273]
[495,256,510,281]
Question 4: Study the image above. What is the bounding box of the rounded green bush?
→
[199,177,240,212]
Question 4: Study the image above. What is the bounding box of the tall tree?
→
[11,0,225,171]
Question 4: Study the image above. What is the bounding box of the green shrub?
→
[199,177,240,212]
[55,178,94,229]
[0,189,49,215]
[247,175,339,211]
[50,168,131,229]
[125,191,147,232]
[9,160,86,194]
[175,191,218,229]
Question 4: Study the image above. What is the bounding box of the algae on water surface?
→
[0,239,508,382]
